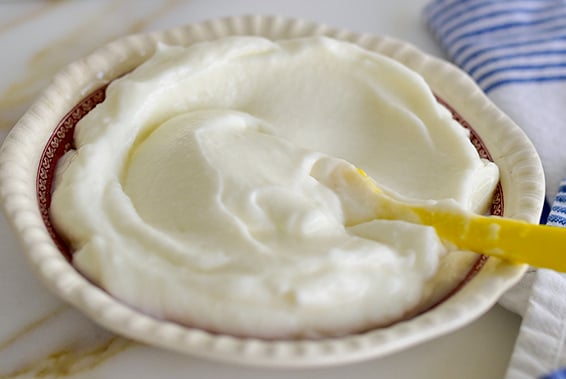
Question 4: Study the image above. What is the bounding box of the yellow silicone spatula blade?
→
[353,168,564,272]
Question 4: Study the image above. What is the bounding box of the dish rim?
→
[0,15,544,367]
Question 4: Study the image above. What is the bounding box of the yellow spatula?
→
[345,167,564,272]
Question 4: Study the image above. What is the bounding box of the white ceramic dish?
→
[0,15,544,367]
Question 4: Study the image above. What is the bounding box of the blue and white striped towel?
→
[424,1,566,378]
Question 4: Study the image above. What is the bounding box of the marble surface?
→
[0,1,522,378]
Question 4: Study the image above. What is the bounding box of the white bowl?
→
[0,15,544,367]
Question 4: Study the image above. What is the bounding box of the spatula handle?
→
[417,207,564,271]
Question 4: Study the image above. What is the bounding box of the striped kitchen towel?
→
[510,183,566,379]
[549,181,566,227]
[526,182,566,378]
[424,1,566,379]
[426,0,566,92]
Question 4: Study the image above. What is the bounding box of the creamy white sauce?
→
[50,37,499,338]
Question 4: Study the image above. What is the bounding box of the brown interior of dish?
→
[36,85,504,333]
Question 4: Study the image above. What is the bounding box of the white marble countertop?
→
[0,1,521,378]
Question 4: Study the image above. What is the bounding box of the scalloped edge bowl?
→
[0,15,544,367]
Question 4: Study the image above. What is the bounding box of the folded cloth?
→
[508,186,566,379]
[424,1,566,378]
